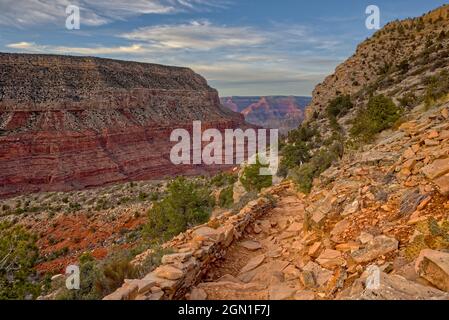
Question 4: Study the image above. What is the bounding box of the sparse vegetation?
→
[422,70,449,108]
[290,146,341,194]
[350,95,403,142]
[210,172,237,188]
[218,186,234,208]
[143,177,214,243]
[0,222,40,299]
[240,155,272,192]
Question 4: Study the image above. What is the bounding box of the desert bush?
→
[143,177,214,242]
[240,155,272,192]
[290,146,341,194]
[423,70,449,108]
[398,92,418,108]
[279,124,321,176]
[0,222,40,299]
[350,95,403,142]
[278,142,310,177]
[218,186,234,208]
[326,95,353,119]
[210,172,237,188]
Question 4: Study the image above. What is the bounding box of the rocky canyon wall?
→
[0,53,248,198]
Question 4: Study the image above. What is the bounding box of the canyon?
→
[0,53,249,198]
[221,96,310,134]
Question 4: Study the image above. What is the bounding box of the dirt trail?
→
[189,193,312,300]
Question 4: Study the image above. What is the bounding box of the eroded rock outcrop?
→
[0,53,248,198]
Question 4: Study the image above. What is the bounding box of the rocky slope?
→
[221,96,310,134]
[186,104,449,300]
[305,4,449,136]
[0,53,248,198]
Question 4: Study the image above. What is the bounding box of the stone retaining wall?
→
[103,182,291,300]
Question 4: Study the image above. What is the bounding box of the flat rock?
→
[351,235,398,263]
[193,227,220,240]
[153,265,184,280]
[268,284,297,300]
[240,254,266,274]
[240,240,262,251]
[294,291,316,300]
[316,249,345,268]
[189,288,208,300]
[338,272,449,300]
[303,261,333,287]
[422,158,449,180]
[434,173,449,196]
[415,249,449,292]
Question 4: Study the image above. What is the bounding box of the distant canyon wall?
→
[221,96,311,134]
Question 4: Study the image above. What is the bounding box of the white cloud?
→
[3,17,345,96]
[0,0,228,27]
[6,42,145,55]
[120,20,266,50]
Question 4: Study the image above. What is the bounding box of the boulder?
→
[268,284,297,300]
[240,240,262,251]
[351,235,398,263]
[422,158,449,180]
[342,200,359,216]
[189,288,208,300]
[153,265,184,280]
[240,254,266,274]
[316,249,345,268]
[338,272,449,300]
[415,249,449,292]
[302,261,333,287]
[434,174,449,196]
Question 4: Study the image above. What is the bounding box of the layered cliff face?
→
[0,53,247,198]
[221,96,310,134]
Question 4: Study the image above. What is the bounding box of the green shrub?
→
[143,177,214,242]
[56,250,140,300]
[279,124,321,176]
[350,95,403,142]
[240,155,272,192]
[398,92,418,108]
[423,70,449,108]
[218,186,234,208]
[326,95,353,119]
[138,192,148,201]
[290,163,315,194]
[210,172,237,187]
[290,146,341,194]
[278,142,310,177]
[0,222,40,299]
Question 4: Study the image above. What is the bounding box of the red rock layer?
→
[0,53,249,198]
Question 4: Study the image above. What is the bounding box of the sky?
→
[0,0,448,96]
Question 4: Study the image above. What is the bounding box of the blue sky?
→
[1,0,447,96]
